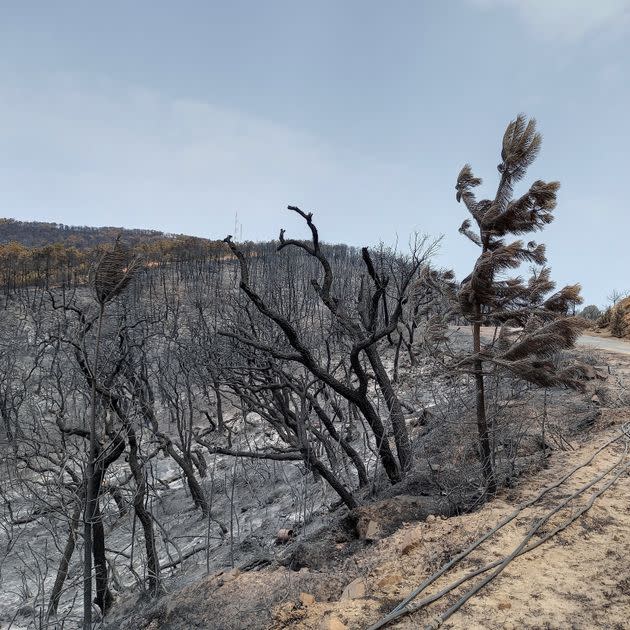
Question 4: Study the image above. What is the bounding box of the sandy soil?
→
[413,420,630,630]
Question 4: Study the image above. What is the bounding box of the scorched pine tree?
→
[455,114,586,495]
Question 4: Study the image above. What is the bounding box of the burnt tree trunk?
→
[92,500,113,614]
[91,432,125,615]
[164,441,209,517]
[365,345,412,474]
[473,306,496,495]
[126,422,162,596]
[48,503,82,618]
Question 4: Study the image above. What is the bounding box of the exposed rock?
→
[320,616,348,630]
[299,592,316,606]
[353,494,452,540]
[357,519,382,541]
[275,528,294,544]
[400,528,423,555]
[375,573,403,590]
[340,577,367,600]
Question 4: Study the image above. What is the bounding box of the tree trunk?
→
[354,397,401,483]
[304,450,358,509]
[48,504,81,618]
[92,500,114,614]
[84,304,104,629]
[165,441,209,517]
[212,374,225,432]
[309,396,369,488]
[126,423,162,596]
[90,433,125,616]
[473,310,496,495]
[365,345,412,475]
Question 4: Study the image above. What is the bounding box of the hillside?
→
[103,344,630,630]
[0,217,228,262]
[0,217,229,293]
[0,218,184,249]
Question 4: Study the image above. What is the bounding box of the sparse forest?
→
[0,117,628,630]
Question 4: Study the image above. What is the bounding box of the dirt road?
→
[578,333,630,356]
[461,326,630,357]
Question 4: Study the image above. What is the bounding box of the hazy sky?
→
[1,1,629,305]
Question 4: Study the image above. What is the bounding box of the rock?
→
[376,573,403,590]
[594,366,609,379]
[400,529,423,555]
[359,519,382,540]
[352,494,451,539]
[497,600,512,611]
[220,568,240,584]
[591,394,601,404]
[426,514,436,522]
[320,616,348,630]
[275,528,294,544]
[299,592,316,606]
[341,577,367,600]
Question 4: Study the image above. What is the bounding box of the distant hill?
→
[0,218,200,249]
[0,218,230,293]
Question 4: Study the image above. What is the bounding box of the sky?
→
[1,1,629,306]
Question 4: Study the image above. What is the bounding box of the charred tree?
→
[222,209,435,483]
[454,114,586,495]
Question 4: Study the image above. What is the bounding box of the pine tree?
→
[455,115,586,494]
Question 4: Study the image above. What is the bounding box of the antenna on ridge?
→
[234,211,243,241]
